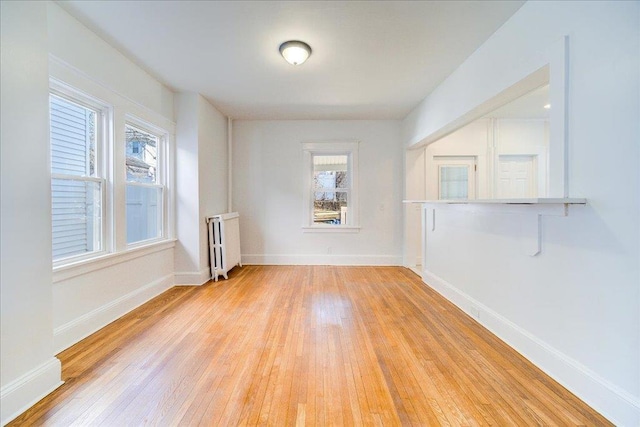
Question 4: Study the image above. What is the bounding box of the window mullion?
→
[52,174,104,183]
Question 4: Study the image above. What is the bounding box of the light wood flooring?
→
[10,266,611,426]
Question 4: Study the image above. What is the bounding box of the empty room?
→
[1,0,638,425]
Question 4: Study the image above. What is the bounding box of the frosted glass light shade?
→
[279,40,312,65]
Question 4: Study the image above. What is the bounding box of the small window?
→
[125,123,165,244]
[434,156,476,200]
[302,142,359,231]
[440,166,469,199]
[313,155,349,224]
[50,93,105,262]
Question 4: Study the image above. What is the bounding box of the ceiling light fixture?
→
[279,40,312,65]
[544,104,551,109]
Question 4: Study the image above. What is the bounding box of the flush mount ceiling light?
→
[279,40,312,65]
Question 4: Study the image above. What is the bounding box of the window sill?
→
[302,226,361,233]
[53,239,176,283]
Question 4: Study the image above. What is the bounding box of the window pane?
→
[313,155,348,190]
[126,185,162,244]
[52,179,101,260]
[335,170,349,189]
[314,191,348,224]
[50,95,96,177]
[440,166,469,199]
[314,171,337,190]
[126,125,158,184]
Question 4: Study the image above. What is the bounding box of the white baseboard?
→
[1,358,63,426]
[407,265,422,277]
[422,269,640,426]
[242,254,402,266]
[53,273,174,354]
[174,268,211,286]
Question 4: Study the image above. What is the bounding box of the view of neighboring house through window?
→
[125,124,164,244]
[302,141,359,230]
[50,93,104,261]
[313,155,349,224]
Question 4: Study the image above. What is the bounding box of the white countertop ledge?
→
[403,198,587,205]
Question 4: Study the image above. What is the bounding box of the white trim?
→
[125,181,164,190]
[124,119,169,245]
[302,141,360,228]
[53,273,174,353]
[0,358,63,426]
[49,55,176,129]
[49,83,111,267]
[242,254,402,266]
[49,58,177,269]
[53,239,175,283]
[421,269,640,426]
[407,266,422,277]
[227,116,233,213]
[302,226,361,233]
[174,268,212,286]
[206,212,239,222]
[404,197,585,205]
[50,174,104,183]
[301,140,360,151]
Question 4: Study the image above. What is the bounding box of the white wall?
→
[197,97,228,269]
[424,119,490,199]
[423,118,548,199]
[174,93,228,284]
[233,120,403,265]
[47,2,177,353]
[403,148,425,268]
[0,2,63,424]
[47,3,174,121]
[175,93,201,279]
[403,1,639,424]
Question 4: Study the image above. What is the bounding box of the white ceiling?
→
[487,85,550,119]
[58,1,525,120]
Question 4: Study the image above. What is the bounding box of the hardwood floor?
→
[11,266,611,426]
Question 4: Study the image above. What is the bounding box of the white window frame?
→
[433,156,477,200]
[302,141,360,232]
[124,117,169,247]
[50,81,111,267]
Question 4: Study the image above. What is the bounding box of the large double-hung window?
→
[50,92,106,261]
[50,81,173,267]
[125,123,165,244]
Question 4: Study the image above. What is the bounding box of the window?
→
[302,142,359,231]
[440,166,469,199]
[434,156,476,200]
[125,123,165,244]
[50,92,105,261]
[313,155,349,224]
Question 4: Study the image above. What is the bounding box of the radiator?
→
[206,212,242,281]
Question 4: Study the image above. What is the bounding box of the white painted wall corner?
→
[174,268,211,286]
